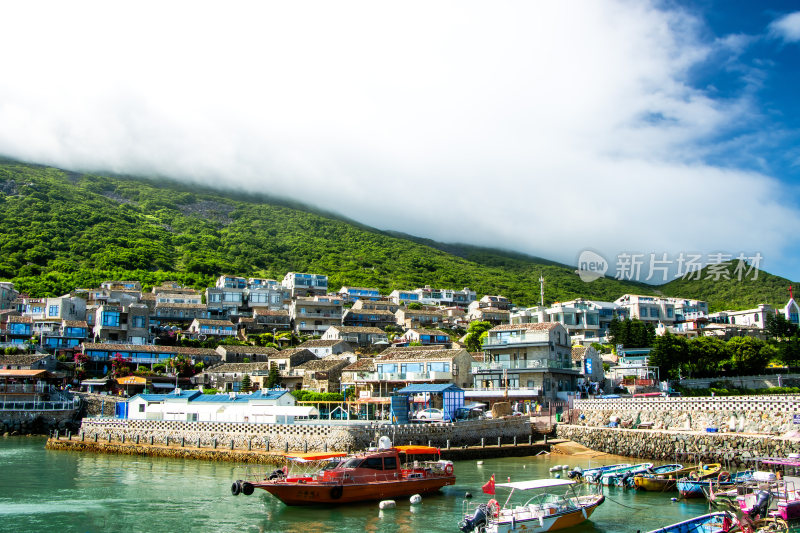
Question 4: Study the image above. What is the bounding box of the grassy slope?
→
[0,160,791,309]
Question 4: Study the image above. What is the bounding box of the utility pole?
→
[539,275,545,307]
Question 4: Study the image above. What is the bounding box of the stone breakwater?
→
[556,424,800,467]
[573,395,800,435]
[70,416,532,454]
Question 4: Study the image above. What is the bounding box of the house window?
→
[101,312,120,327]
[131,316,146,328]
[49,305,59,317]
[138,404,145,413]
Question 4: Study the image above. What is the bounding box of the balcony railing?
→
[352,371,452,382]
[297,312,342,319]
[482,333,550,347]
[471,360,575,373]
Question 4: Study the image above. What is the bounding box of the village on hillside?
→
[1,272,799,423]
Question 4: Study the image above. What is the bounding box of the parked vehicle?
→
[414,408,444,421]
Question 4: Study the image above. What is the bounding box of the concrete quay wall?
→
[555,424,800,467]
[77,417,532,453]
[45,436,551,464]
[573,395,800,435]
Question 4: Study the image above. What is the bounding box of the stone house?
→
[294,357,351,393]
[296,339,353,359]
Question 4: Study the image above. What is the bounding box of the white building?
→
[126,389,316,423]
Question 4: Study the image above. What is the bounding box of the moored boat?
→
[459,479,604,533]
[642,511,735,533]
[678,470,752,499]
[579,463,632,483]
[599,462,653,486]
[633,464,688,492]
[232,444,455,505]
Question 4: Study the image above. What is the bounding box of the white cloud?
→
[769,11,800,42]
[0,0,798,279]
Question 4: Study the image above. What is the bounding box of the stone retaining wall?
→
[573,395,800,434]
[555,424,800,467]
[77,417,532,452]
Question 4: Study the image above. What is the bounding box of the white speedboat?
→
[459,479,604,533]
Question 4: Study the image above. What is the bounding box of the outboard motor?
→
[748,490,771,519]
[568,467,583,480]
[460,504,488,533]
[621,472,634,488]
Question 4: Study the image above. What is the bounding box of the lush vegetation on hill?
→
[660,261,794,312]
[0,160,793,310]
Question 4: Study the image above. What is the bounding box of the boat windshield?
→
[340,457,364,469]
[321,458,343,471]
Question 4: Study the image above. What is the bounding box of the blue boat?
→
[569,463,631,482]
[643,511,735,533]
[600,462,653,486]
[677,471,753,498]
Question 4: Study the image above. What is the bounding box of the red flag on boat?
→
[482,474,495,495]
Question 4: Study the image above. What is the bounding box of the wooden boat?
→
[232,445,455,505]
[643,511,735,533]
[633,464,689,492]
[571,463,631,482]
[599,462,653,486]
[678,469,751,499]
[459,479,604,533]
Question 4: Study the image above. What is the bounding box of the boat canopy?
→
[496,479,576,490]
[284,452,348,462]
[394,445,440,455]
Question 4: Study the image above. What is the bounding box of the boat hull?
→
[644,512,733,533]
[634,476,677,492]
[256,475,455,505]
[488,496,604,533]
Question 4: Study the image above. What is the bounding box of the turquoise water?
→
[0,437,717,532]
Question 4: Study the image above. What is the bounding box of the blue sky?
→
[0,1,798,283]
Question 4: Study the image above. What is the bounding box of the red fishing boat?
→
[231,444,455,505]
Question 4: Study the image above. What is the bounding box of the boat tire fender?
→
[445,464,454,476]
[718,471,730,483]
[330,485,344,500]
[241,482,254,496]
[231,481,241,496]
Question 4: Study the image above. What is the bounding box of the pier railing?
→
[0,398,81,411]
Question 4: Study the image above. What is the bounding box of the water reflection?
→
[1,437,713,532]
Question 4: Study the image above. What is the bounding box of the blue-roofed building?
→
[125,388,311,423]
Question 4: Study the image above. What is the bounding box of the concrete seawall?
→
[45,434,554,464]
[74,416,532,452]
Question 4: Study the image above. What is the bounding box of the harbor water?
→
[2,437,719,532]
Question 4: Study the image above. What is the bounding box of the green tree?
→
[608,318,655,348]
[765,313,798,340]
[240,374,252,392]
[685,336,728,378]
[407,302,422,310]
[726,337,773,375]
[649,332,688,380]
[267,362,280,388]
[463,321,493,352]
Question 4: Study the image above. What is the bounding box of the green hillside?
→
[0,159,792,310]
[660,262,793,312]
